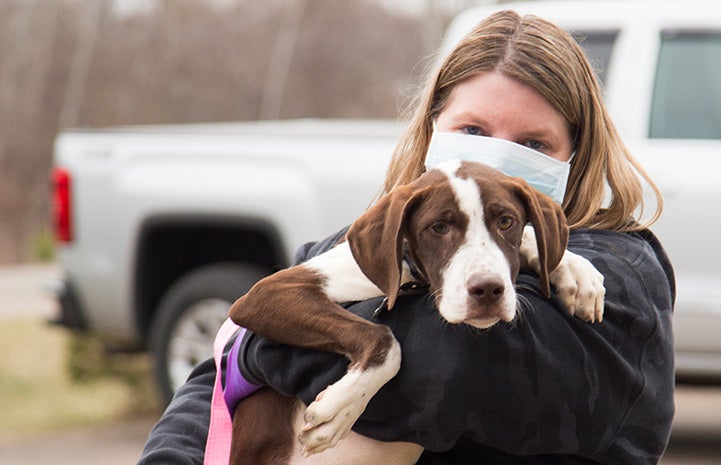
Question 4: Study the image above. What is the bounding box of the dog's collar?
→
[403,242,428,285]
[372,280,429,319]
[373,245,429,318]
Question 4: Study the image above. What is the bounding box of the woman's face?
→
[435,72,574,162]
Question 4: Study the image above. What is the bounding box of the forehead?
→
[438,72,571,144]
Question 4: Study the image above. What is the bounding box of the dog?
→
[227,160,605,465]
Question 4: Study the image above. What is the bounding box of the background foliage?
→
[0,0,474,262]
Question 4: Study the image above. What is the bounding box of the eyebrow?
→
[447,111,487,126]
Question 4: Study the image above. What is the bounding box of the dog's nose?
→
[467,273,505,305]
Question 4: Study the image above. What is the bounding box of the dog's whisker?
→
[429,288,443,302]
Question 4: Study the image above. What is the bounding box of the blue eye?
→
[461,126,483,136]
[524,140,545,151]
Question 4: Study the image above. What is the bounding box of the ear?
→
[346,184,422,310]
[511,179,569,298]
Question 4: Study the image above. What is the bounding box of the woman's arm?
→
[244,229,675,464]
[137,358,215,465]
[136,229,349,465]
[138,228,675,464]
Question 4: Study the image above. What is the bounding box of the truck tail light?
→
[52,167,73,243]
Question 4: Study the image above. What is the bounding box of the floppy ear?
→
[346,184,421,310]
[511,179,569,298]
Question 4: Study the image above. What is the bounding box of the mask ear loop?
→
[423,119,439,173]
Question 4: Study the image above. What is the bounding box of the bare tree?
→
[259,0,308,120]
[0,0,445,262]
[58,0,104,130]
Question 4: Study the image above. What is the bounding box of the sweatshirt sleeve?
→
[245,229,676,464]
[135,227,349,465]
[136,358,216,465]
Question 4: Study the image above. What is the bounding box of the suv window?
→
[650,30,721,139]
[571,30,618,86]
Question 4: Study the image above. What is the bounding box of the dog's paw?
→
[297,339,401,456]
[550,250,605,323]
[298,375,368,456]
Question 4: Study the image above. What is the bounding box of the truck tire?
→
[149,263,268,406]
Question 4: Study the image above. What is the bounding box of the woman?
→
[138,10,675,465]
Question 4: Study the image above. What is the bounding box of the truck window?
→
[650,30,721,140]
[571,31,617,86]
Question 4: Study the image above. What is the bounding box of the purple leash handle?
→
[223,327,262,416]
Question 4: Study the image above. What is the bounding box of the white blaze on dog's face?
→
[406,160,525,329]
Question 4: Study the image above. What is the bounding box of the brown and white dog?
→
[227,160,604,465]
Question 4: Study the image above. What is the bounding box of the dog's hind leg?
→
[230,387,301,465]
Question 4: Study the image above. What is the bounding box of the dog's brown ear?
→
[512,179,569,298]
[346,184,421,310]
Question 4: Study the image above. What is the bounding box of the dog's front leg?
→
[520,225,605,322]
[229,241,403,456]
[298,338,401,456]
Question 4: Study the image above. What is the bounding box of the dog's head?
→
[347,160,568,328]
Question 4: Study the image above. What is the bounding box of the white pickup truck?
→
[53,0,721,404]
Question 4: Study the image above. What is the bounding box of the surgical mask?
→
[424,131,572,204]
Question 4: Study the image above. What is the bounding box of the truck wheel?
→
[149,263,267,406]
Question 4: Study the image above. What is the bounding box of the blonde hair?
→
[384,10,662,232]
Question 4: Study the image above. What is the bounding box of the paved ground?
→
[2,388,721,465]
[0,416,156,465]
[665,385,721,464]
[1,263,721,464]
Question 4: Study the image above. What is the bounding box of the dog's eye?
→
[498,216,514,231]
[430,221,450,235]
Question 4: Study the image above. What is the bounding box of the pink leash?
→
[204,318,239,465]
